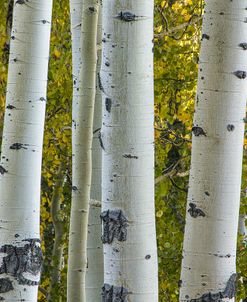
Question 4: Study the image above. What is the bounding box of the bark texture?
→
[180,1,247,301]
[0,0,52,301]
[101,1,158,301]
[67,0,99,301]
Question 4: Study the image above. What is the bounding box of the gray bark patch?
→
[0,278,13,293]
[105,98,112,113]
[0,166,8,175]
[102,283,129,301]
[0,239,43,286]
[101,210,128,244]
[189,273,236,301]
[192,126,207,137]
[188,203,205,218]
[233,70,247,79]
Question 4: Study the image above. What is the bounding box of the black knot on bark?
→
[116,11,138,22]
[233,70,247,79]
[188,203,205,218]
[239,43,247,50]
[192,126,207,137]
[201,34,210,40]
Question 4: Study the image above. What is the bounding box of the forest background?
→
[0,0,246,301]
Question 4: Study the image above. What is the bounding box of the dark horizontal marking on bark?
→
[0,166,8,175]
[72,186,78,191]
[16,0,26,4]
[98,131,105,150]
[115,11,143,22]
[102,283,129,301]
[201,34,210,40]
[233,70,247,79]
[192,126,206,137]
[0,278,13,293]
[101,209,128,244]
[9,143,28,150]
[204,191,210,196]
[239,43,247,50]
[39,97,46,102]
[6,104,15,109]
[189,273,236,301]
[41,19,49,24]
[227,124,235,132]
[123,154,138,159]
[211,253,231,258]
[243,117,247,123]
[105,98,112,113]
[188,203,205,218]
[0,238,42,286]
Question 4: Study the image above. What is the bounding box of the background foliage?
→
[0,0,246,301]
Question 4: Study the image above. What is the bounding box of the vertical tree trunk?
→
[67,1,99,301]
[0,0,52,301]
[86,5,104,301]
[101,1,158,301]
[180,2,247,301]
[48,163,66,302]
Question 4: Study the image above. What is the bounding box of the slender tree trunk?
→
[86,5,104,301]
[180,2,247,301]
[48,163,66,302]
[101,1,158,301]
[0,0,52,301]
[67,1,99,301]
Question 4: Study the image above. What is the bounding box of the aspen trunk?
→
[67,1,99,301]
[101,1,158,301]
[180,1,247,301]
[85,5,104,301]
[0,0,52,301]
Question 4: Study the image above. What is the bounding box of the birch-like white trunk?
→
[86,6,104,301]
[0,1,52,301]
[67,1,99,301]
[180,2,247,301]
[101,1,158,301]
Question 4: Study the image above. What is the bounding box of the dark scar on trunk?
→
[188,203,205,218]
[6,105,15,110]
[123,154,138,159]
[115,11,144,22]
[105,98,112,113]
[100,210,128,244]
[98,131,105,151]
[233,70,247,79]
[192,126,207,137]
[16,0,26,4]
[0,238,43,286]
[102,283,129,302]
[0,166,8,175]
[0,278,13,293]
[239,43,247,50]
[189,273,237,301]
[97,72,105,93]
[9,143,28,150]
[201,34,210,40]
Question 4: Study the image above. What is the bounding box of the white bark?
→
[86,6,104,301]
[101,1,158,301]
[67,0,99,301]
[0,0,52,301]
[180,2,247,301]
